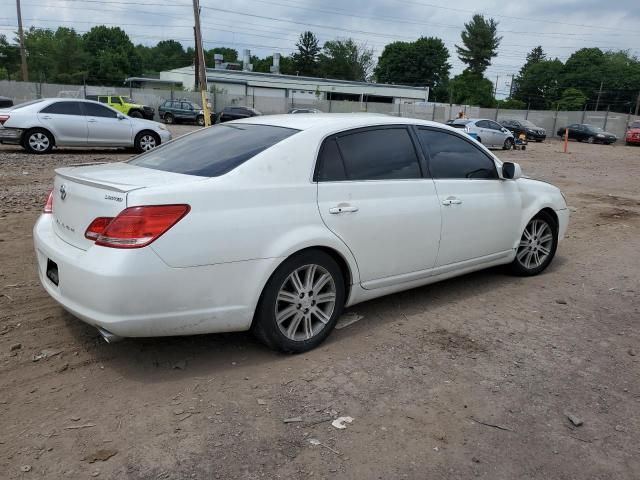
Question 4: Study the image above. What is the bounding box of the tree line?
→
[1,16,639,112]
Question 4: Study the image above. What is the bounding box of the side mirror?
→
[502,128,509,133]
[502,162,522,180]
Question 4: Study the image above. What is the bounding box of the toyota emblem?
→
[59,184,67,201]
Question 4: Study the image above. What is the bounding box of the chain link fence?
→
[2,80,638,139]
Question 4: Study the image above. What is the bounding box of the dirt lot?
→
[1,127,639,480]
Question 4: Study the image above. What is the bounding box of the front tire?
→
[196,114,205,126]
[23,128,54,154]
[129,110,143,119]
[587,136,595,144]
[503,138,515,150]
[510,211,558,276]
[252,250,345,353]
[134,131,159,153]
[164,113,175,124]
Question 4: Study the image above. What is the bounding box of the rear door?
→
[415,127,521,267]
[475,120,495,146]
[37,101,88,146]
[81,102,133,146]
[316,126,442,289]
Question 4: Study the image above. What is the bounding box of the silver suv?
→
[449,118,514,149]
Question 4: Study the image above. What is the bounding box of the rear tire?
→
[252,250,345,353]
[510,211,558,277]
[23,128,54,154]
[134,131,159,153]
[503,138,515,150]
[129,110,143,119]
[164,113,175,124]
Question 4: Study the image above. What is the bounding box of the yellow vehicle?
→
[86,95,155,120]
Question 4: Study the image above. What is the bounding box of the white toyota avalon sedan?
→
[34,114,569,352]
[0,98,170,153]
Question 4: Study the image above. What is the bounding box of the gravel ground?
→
[0,127,639,479]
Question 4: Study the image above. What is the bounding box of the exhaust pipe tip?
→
[97,327,124,344]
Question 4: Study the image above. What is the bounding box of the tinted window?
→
[488,121,503,130]
[476,120,490,128]
[336,128,421,181]
[417,128,498,180]
[110,97,122,104]
[129,124,298,177]
[97,97,109,104]
[82,102,118,118]
[40,101,83,116]
[315,137,346,181]
[181,102,193,110]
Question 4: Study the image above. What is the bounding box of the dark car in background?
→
[217,106,261,123]
[159,100,214,126]
[500,119,546,142]
[557,124,617,144]
[0,96,13,108]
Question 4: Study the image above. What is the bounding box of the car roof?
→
[232,113,453,132]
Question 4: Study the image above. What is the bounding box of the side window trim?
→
[415,126,500,180]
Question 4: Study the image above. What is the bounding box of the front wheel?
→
[587,136,595,144]
[196,115,205,126]
[252,250,345,353]
[164,113,175,124]
[134,131,159,153]
[503,138,515,150]
[510,211,558,276]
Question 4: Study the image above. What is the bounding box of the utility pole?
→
[192,0,211,126]
[16,0,29,81]
[193,27,199,90]
[595,81,603,112]
[493,75,499,98]
[508,74,514,98]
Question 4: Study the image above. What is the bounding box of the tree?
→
[318,39,374,81]
[83,26,140,84]
[0,34,22,80]
[513,59,564,109]
[455,14,501,75]
[512,46,546,102]
[449,70,495,107]
[374,36,450,89]
[557,88,587,110]
[292,31,320,76]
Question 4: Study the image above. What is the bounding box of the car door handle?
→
[442,197,462,206]
[329,205,359,214]
[87,119,97,123]
[41,115,52,120]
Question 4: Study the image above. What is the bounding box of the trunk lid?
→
[52,162,205,250]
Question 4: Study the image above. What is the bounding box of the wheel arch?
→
[23,126,56,146]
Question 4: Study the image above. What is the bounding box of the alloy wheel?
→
[139,134,157,151]
[516,219,554,270]
[29,132,50,152]
[275,264,337,341]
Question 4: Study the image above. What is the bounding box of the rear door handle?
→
[41,115,52,120]
[442,197,462,206]
[329,205,359,214]
[88,119,97,123]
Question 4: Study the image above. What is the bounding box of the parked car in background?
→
[288,108,322,114]
[449,118,515,149]
[217,106,261,123]
[33,114,568,352]
[556,124,617,144]
[625,120,640,146]
[500,119,546,142]
[159,100,214,126]
[0,98,170,153]
[0,96,13,108]
[86,95,155,120]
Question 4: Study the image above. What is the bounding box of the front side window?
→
[40,101,83,116]
[488,121,503,130]
[334,127,421,181]
[82,102,118,118]
[129,124,298,177]
[110,97,122,105]
[97,97,109,104]
[417,128,498,180]
[476,120,490,129]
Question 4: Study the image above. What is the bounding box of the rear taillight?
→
[93,204,190,249]
[43,189,53,213]
[0,115,9,125]
[85,217,114,240]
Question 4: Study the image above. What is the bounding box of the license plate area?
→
[46,259,59,286]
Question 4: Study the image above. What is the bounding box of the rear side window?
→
[335,127,421,180]
[97,97,109,104]
[476,120,490,128]
[315,137,346,181]
[129,124,299,177]
[110,97,122,104]
[417,128,498,180]
[40,101,83,116]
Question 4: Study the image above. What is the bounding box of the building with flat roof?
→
[159,65,429,105]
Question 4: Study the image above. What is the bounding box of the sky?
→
[2,0,640,96]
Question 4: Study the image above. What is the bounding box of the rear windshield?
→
[129,123,299,177]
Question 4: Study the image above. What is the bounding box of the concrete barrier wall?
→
[1,80,638,138]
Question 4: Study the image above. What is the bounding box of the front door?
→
[81,102,133,146]
[415,127,522,267]
[315,126,442,289]
[475,120,498,147]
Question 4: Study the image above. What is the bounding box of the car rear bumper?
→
[33,215,277,338]
[0,127,23,144]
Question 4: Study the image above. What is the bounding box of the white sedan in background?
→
[34,114,569,352]
[0,98,170,153]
